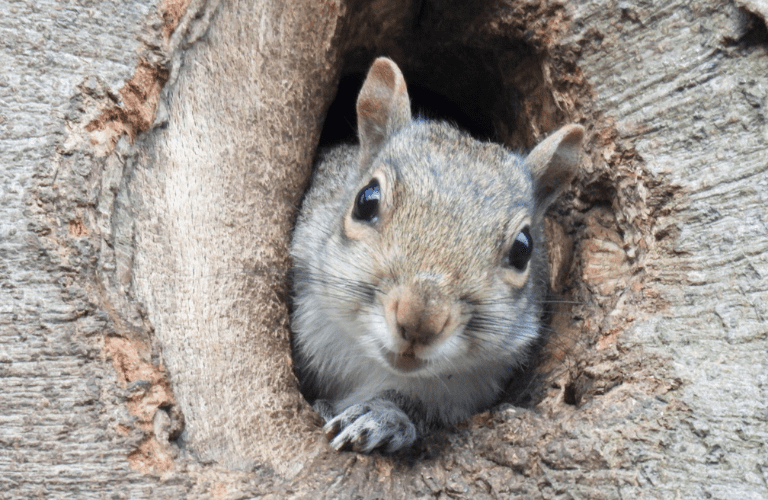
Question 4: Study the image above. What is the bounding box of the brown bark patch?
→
[104,334,176,433]
[68,219,88,237]
[128,436,175,477]
[85,61,169,155]
[162,0,193,38]
[105,334,180,475]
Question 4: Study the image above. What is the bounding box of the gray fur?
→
[290,57,583,453]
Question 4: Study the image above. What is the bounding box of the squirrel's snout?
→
[388,285,451,346]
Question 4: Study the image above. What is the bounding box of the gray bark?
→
[1,0,766,498]
[1,1,194,497]
[573,2,768,497]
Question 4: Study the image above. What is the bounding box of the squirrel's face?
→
[331,121,544,376]
[290,57,582,387]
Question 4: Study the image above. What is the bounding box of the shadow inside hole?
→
[563,381,579,406]
[318,48,524,148]
[318,74,500,146]
[725,8,768,48]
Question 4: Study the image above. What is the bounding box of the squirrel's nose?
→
[393,286,450,345]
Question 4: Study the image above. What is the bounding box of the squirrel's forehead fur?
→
[377,120,533,217]
[367,121,535,278]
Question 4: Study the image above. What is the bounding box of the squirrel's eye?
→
[352,179,380,222]
[509,227,533,271]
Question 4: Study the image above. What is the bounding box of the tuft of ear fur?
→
[356,57,412,165]
[525,124,585,215]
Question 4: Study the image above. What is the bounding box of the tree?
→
[2,0,766,498]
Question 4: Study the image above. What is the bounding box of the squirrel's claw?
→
[323,399,417,453]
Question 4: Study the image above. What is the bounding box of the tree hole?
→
[310,0,641,422]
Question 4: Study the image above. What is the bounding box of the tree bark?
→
[1,0,766,498]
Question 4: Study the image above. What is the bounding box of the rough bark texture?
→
[1,0,767,498]
[126,0,344,474]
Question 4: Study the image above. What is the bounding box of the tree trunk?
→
[2,0,766,498]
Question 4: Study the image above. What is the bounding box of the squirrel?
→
[290,57,584,453]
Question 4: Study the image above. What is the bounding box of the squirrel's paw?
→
[323,399,417,453]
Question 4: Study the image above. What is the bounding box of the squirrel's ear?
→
[525,124,584,214]
[356,57,411,165]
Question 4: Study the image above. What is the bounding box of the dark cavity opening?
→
[317,46,526,148]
